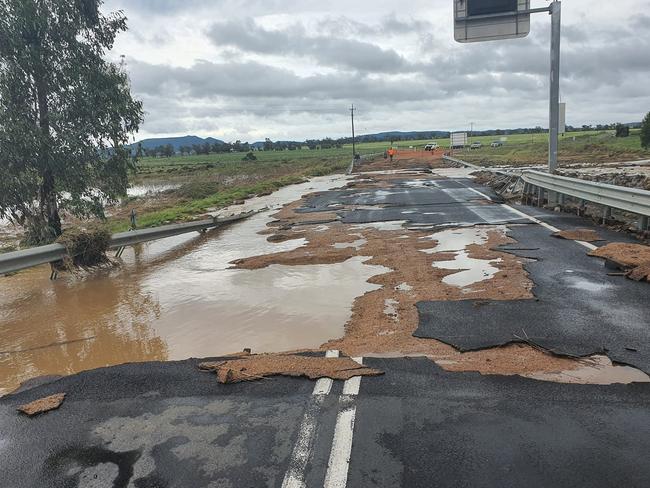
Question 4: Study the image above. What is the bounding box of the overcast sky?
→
[102,0,650,142]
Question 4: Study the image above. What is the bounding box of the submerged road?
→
[2,157,650,487]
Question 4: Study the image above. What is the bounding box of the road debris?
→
[589,242,650,282]
[198,354,383,384]
[552,228,603,242]
[18,393,66,416]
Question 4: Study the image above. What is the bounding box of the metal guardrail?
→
[522,170,650,230]
[442,156,650,230]
[0,211,255,276]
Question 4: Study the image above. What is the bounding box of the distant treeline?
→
[138,122,640,158]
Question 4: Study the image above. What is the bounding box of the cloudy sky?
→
[102,0,650,142]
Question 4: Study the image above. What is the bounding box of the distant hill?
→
[131,135,225,151]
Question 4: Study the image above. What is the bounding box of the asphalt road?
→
[2,169,649,487]
[2,356,650,487]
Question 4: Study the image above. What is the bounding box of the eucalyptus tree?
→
[0,0,143,243]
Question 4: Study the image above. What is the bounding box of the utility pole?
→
[548,1,562,173]
[350,104,356,159]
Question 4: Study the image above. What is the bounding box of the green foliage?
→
[0,0,143,243]
[242,151,257,162]
[615,124,630,138]
[641,112,650,150]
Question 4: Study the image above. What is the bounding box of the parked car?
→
[470,142,482,149]
[424,143,439,151]
[491,141,503,147]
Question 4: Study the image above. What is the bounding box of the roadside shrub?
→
[641,112,650,149]
[175,180,220,200]
[615,124,630,137]
[242,152,257,162]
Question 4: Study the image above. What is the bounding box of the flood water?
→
[0,175,390,395]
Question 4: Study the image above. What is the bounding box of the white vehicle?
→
[424,143,439,151]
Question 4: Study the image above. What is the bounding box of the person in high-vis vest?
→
[387,147,396,163]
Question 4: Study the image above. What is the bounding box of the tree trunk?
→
[35,59,61,239]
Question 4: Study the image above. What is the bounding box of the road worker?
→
[387,147,396,163]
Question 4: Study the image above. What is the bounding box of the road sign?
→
[450,132,468,148]
[454,0,531,43]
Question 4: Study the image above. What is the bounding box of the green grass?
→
[442,130,648,166]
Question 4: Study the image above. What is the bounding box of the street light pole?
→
[548,1,562,173]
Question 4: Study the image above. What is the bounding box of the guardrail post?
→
[602,207,612,224]
[579,199,586,216]
[548,191,558,206]
[558,193,565,205]
[537,187,544,207]
[640,215,649,231]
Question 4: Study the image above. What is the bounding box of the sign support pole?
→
[548,1,561,173]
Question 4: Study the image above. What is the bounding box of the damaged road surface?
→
[415,224,650,371]
[2,357,650,487]
[2,152,650,487]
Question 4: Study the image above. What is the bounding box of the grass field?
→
[134,129,648,181]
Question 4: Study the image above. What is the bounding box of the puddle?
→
[403,180,439,188]
[526,355,650,385]
[383,299,399,322]
[420,227,504,288]
[395,282,413,292]
[432,251,502,287]
[352,221,408,232]
[564,276,614,293]
[213,174,350,217]
[333,239,367,250]
[126,183,180,198]
[0,175,380,394]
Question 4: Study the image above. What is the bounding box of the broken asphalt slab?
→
[414,224,650,372]
[348,357,650,488]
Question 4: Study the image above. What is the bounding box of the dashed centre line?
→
[281,353,364,488]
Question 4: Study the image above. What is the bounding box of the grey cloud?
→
[207,19,411,73]
[129,58,435,102]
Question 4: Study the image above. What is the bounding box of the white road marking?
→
[324,407,357,488]
[281,350,339,488]
[502,204,598,251]
[465,186,598,251]
[341,358,363,396]
[324,357,364,488]
[312,350,340,395]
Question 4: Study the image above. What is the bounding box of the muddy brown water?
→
[0,176,390,395]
